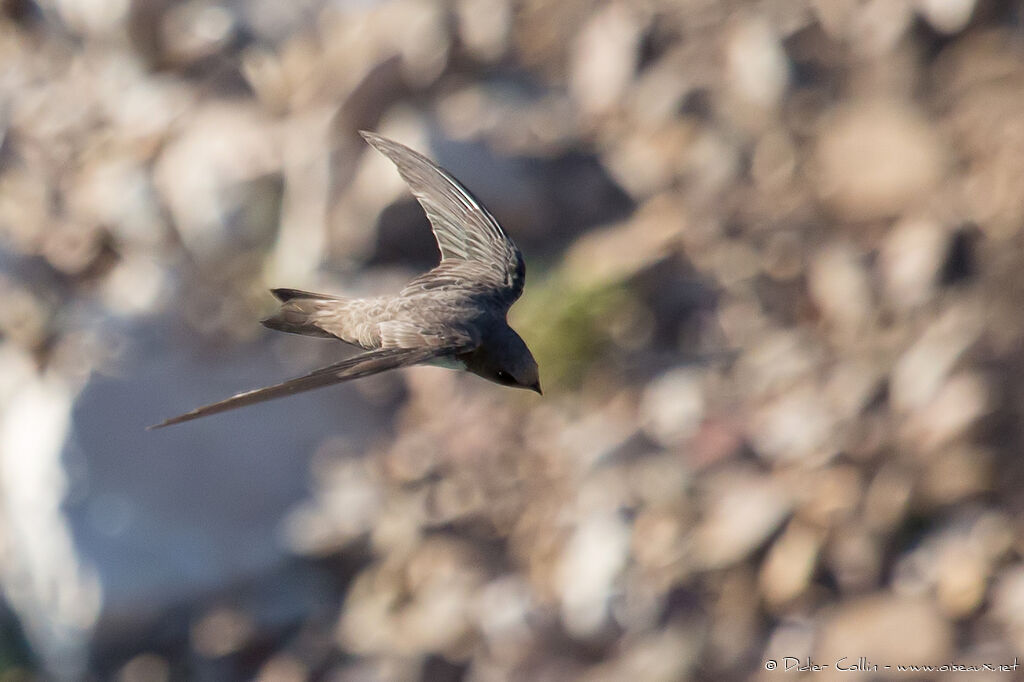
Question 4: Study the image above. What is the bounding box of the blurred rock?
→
[891,302,982,411]
[892,513,1011,618]
[826,524,882,592]
[862,463,913,532]
[816,99,948,220]
[760,521,822,607]
[585,624,699,682]
[900,370,989,453]
[339,537,487,657]
[160,2,236,66]
[255,654,308,682]
[55,0,130,36]
[725,15,790,113]
[153,102,281,258]
[639,367,704,449]
[569,3,646,118]
[796,465,863,528]
[919,445,992,505]
[879,218,950,310]
[191,607,254,659]
[282,455,382,556]
[695,469,792,569]
[749,382,837,464]
[557,510,631,638]
[991,568,1024,650]
[817,595,953,677]
[916,0,976,35]
[808,243,873,334]
[473,575,535,663]
[812,0,915,57]
[455,0,510,63]
[117,653,170,682]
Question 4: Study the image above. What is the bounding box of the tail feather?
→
[270,288,343,302]
[262,288,346,338]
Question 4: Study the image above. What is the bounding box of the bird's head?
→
[466,328,542,394]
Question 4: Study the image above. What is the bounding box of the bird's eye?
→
[496,370,515,385]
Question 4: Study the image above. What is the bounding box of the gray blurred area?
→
[1,0,1023,680]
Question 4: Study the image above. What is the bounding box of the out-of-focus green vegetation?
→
[511,271,633,390]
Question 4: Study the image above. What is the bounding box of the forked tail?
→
[260,288,347,338]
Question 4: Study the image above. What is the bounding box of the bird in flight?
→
[150,132,540,429]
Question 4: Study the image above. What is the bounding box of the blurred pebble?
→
[824,359,884,421]
[749,382,837,464]
[761,618,816,679]
[826,525,882,592]
[751,129,797,190]
[707,568,760,667]
[812,0,914,56]
[55,0,129,35]
[900,371,989,453]
[694,469,792,569]
[585,624,699,682]
[935,549,987,616]
[808,243,873,333]
[427,473,487,524]
[66,156,165,249]
[562,195,684,286]
[558,510,631,638]
[920,446,992,505]
[879,218,950,310]
[762,230,803,281]
[340,538,488,657]
[282,457,381,554]
[816,99,947,220]
[760,521,822,607]
[795,465,863,527]
[117,653,169,682]
[0,281,48,350]
[891,302,982,411]
[916,0,976,34]
[991,568,1024,649]
[817,595,953,676]
[894,513,1011,617]
[734,329,823,397]
[455,0,511,62]
[154,103,281,256]
[160,2,236,66]
[602,124,694,198]
[255,654,308,682]
[708,240,760,289]
[631,506,688,577]
[191,607,255,659]
[569,3,646,118]
[474,575,535,662]
[862,463,913,532]
[624,455,692,508]
[639,368,704,449]
[725,15,789,112]
[99,253,167,315]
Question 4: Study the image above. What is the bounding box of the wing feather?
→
[148,346,459,429]
[360,131,526,304]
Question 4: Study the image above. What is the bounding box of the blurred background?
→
[0,0,1023,679]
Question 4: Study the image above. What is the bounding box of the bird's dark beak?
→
[531,381,542,395]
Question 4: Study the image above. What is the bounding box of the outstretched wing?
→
[148,346,456,429]
[360,131,526,305]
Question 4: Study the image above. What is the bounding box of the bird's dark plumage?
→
[150,132,540,429]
